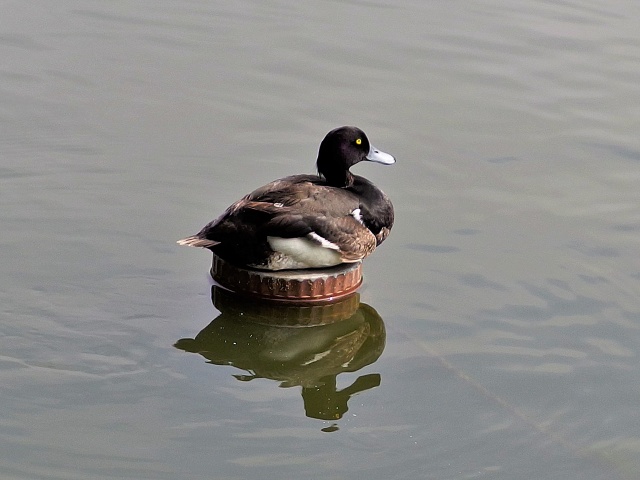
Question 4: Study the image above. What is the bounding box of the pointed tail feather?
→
[177,235,219,248]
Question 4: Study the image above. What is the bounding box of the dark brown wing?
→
[309,215,377,261]
[193,176,359,241]
[264,213,377,262]
[245,174,360,216]
[177,174,378,266]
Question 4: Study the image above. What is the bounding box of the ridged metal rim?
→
[210,254,363,304]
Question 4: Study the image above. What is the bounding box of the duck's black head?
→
[316,126,395,187]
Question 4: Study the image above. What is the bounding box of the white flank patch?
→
[267,236,342,268]
[351,208,364,225]
[308,232,340,250]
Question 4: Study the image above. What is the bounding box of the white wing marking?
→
[351,208,364,225]
[308,232,340,250]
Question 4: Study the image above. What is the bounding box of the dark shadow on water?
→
[175,286,385,429]
[405,243,460,253]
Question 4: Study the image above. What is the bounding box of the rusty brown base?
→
[210,253,363,304]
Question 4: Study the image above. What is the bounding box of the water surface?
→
[2,1,640,479]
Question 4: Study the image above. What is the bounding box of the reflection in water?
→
[175,286,385,427]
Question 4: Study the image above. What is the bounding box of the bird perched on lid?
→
[178,126,395,271]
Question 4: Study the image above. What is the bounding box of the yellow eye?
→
[355,138,362,145]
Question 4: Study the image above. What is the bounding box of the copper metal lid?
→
[210,254,363,304]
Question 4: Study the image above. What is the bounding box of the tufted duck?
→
[178,126,395,270]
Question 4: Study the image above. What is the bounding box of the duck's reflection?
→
[175,286,385,423]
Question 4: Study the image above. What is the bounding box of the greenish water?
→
[2,1,640,478]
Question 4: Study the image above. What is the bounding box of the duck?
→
[177,126,395,271]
